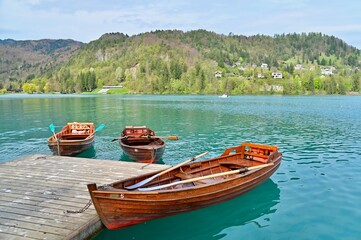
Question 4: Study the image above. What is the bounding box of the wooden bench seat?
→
[61,134,89,140]
[220,142,278,163]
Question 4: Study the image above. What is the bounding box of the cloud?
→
[20,0,42,5]
[1,0,360,48]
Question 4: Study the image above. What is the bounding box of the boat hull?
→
[48,136,95,156]
[119,126,166,163]
[47,122,95,156]
[120,139,165,163]
[88,142,282,230]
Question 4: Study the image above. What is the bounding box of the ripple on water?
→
[2,95,361,239]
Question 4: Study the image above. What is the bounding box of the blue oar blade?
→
[49,123,55,133]
[95,123,105,132]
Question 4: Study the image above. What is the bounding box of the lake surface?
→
[1,94,360,239]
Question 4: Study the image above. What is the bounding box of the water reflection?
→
[95,179,280,240]
[119,152,132,162]
[119,152,166,165]
[46,145,97,158]
[75,145,96,158]
[1,94,361,239]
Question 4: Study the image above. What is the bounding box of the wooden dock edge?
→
[65,215,102,240]
[0,154,169,240]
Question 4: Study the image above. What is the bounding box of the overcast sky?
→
[1,0,361,49]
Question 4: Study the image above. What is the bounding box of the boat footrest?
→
[219,161,246,169]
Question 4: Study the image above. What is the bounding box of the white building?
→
[272,72,283,79]
[295,64,303,70]
[321,67,334,75]
[257,73,264,78]
[215,71,222,78]
[261,63,268,69]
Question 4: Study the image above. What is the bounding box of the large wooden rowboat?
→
[47,122,95,156]
[87,142,282,230]
[119,126,166,163]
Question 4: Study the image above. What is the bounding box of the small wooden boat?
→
[87,142,282,230]
[47,122,95,156]
[118,126,166,163]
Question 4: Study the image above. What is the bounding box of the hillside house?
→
[261,63,268,69]
[272,72,283,79]
[215,71,222,78]
[321,67,334,75]
[295,64,303,70]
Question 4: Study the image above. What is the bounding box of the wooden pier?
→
[0,154,169,240]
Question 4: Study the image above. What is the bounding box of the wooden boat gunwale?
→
[119,125,166,163]
[108,142,280,191]
[92,157,280,201]
[47,122,95,156]
[88,142,282,230]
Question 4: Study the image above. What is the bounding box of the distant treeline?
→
[1,30,360,94]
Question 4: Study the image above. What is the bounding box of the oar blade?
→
[125,174,159,190]
[49,123,59,142]
[95,123,105,132]
[49,123,55,133]
[167,136,179,140]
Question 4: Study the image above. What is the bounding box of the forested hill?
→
[1,30,360,95]
[0,39,83,84]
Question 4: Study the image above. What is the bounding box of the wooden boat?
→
[47,122,95,156]
[119,126,166,163]
[87,142,282,230]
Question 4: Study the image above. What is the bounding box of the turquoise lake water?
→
[0,94,360,239]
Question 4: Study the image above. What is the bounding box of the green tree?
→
[31,77,46,92]
[22,83,39,93]
[320,58,327,65]
[78,71,97,92]
[351,74,360,92]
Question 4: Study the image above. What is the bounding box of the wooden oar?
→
[153,135,179,140]
[125,151,209,190]
[111,136,127,142]
[88,123,105,138]
[49,123,60,155]
[111,135,179,142]
[95,123,105,132]
[49,124,57,141]
[138,163,274,191]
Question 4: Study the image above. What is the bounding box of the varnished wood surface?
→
[0,154,168,240]
[119,126,166,163]
[89,143,282,230]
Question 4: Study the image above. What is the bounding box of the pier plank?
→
[0,154,169,240]
[0,208,86,229]
[0,214,71,235]
[0,224,50,240]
